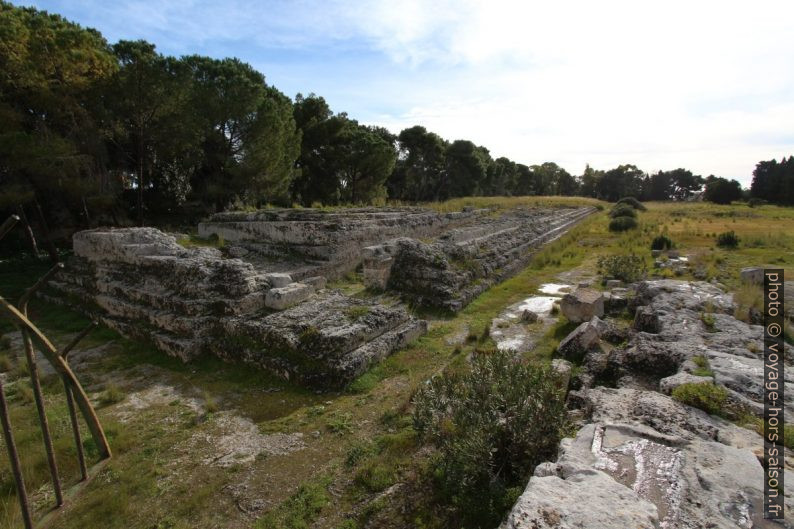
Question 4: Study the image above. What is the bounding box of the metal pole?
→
[0,377,33,529]
[21,329,63,506]
[59,322,97,482]
[19,266,66,507]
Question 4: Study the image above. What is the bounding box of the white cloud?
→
[26,0,794,184]
[337,0,794,183]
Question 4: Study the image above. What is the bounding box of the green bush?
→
[615,196,647,211]
[597,254,647,282]
[672,382,727,415]
[609,204,637,218]
[650,235,673,251]
[716,230,740,249]
[412,350,566,527]
[609,216,638,232]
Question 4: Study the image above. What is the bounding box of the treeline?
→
[1,3,792,240]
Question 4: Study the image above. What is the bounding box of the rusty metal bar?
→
[60,321,97,482]
[63,383,87,481]
[0,215,19,240]
[59,321,98,359]
[0,297,111,459]
[0,377,33,529]
[21,328,63,506]
[18,262,63,309]
[18,263,64,507]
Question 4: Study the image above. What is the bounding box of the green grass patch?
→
[672,382,728,416]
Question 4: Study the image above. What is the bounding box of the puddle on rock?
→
[491,283,571,352]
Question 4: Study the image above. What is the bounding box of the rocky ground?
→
[504,279,793,528]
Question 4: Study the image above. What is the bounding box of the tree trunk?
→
[33,200,58,263]
[16,205,40,259]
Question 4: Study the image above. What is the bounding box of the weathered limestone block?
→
[303,276,327,290]
[557,317,604,361]
[740,266,764,284]
[48,227,430,389]
[633,305,661,333]
[264,283,313,310]
[264,272,292,288]
[560,288,604,322]
[659,371,714,394]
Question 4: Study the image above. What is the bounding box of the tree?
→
[578,164,602,198]
[751,157,794,205]
[336,123,396,204]
[703,176,742,204]
[530,162,576,196]
[388,125,447,201]
[0,2,118,226]
[181,56,300,211]
[484,157,517,196]
[596,164,644,202]
[443,140,488,198]
[667,168,703,201]
[512,164,535,196]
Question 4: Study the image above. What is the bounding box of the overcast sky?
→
[19,0,794,186]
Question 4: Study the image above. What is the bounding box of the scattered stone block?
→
[558,316,604,361]
[605,279,622,288]
[561,288,604,323]
[264,283,313,310]
[303,276,327,290]
[740,267,763,285]
[264,273,292,288]
[521,309,539,323]
[633,305,661,333]
[651,249,662,257]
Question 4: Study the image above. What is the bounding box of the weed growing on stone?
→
[691,355,713,377]
[671,382,728,415]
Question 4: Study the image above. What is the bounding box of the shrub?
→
[615,196,646,211]
[609,204,637,218]
[716,231,740,249]
[597,254,647,283]
[412,349,566,527]
[650,235,673,251]
[609,216,638,232]
[691,355,713,377]
[99,383,125,406]
[671,382,727,415]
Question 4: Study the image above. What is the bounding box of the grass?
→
[671,382,728,416]
[691,355,713,377]
[175,233,225,249]
[254,476,332,529]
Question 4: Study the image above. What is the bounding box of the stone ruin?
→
[505,280,794,528]
[45,205,595,388]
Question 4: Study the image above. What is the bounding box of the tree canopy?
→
[2,1,788,247]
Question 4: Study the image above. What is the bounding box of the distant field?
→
[0,198,790,529]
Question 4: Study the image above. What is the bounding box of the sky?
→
[17,0,794,186]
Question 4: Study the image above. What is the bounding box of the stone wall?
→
[362,206,595,311]
[45,227,426,388]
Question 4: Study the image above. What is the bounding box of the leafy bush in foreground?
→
[615,196,647,211]
[412,350,566,527]
[609,204,637,218]
[650,235,673,251]
[672,382,727,415]
[716,230,740,249]
[597,254,647,282]
[609,216,638,232]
